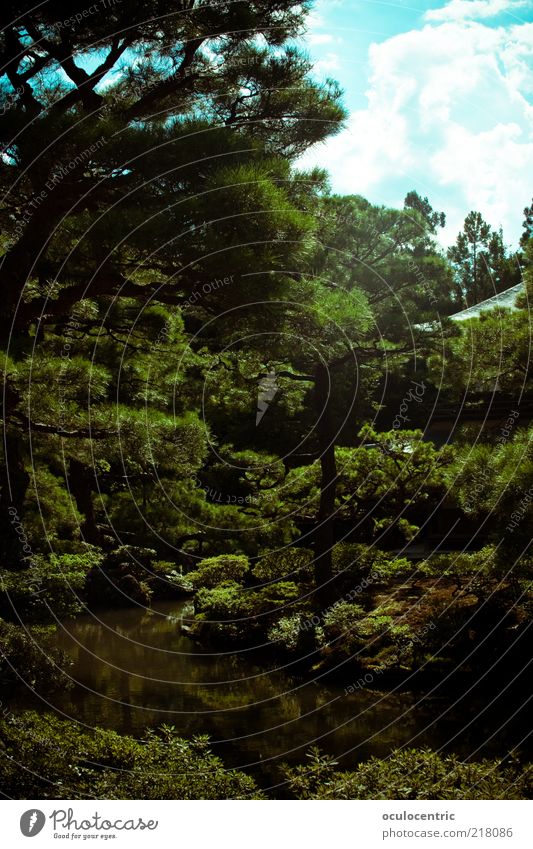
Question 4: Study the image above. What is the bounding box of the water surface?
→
[31,601,532,784]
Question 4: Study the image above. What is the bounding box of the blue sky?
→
[299,0,533,247]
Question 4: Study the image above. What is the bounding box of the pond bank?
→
[8,599,526,788]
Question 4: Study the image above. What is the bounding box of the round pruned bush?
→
[187,554,250,589]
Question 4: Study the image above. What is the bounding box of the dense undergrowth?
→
[1,712,530,800]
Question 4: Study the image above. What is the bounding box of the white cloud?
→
[307,32,335,46]
[425,0,531,23]
[312,52,342,75]
[301,18,533,246]
[433,121,533,242]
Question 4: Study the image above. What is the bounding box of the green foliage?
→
[22,467,84,551]
[279,428,451,542]
[284,747,532,800]
[0,4,531,801]
[319,603,412,670]
[252,548,314,584]
[0,551,101,623]
[187,554,250,589]
[434,310,533,396]
[85,547,156,609]
[0,619,72,693]
[267,613,311,652]
[420,546,500,586]
[307,193,455,330]
[0,712,263,799]
[0,0,348,573]
[520,197,533,248]
[1,1,345,312]
[322,601,365,637]
[446,431,533,565]
[0,548,196,620]
[404,190,446,232]
[447,212,520,307]
[383,549,530,672]
[195,581,246,620]
[193,580,301,645]
[146,564,194,598]
[332,543,413,585]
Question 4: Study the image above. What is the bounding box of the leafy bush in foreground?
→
[283,747,532,800]
[0,712,263,799]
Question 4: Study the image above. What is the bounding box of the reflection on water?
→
[33,601,531,776]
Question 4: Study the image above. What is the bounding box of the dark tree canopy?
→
[404,190,445,233]
[521,197,533,248]
[0,0,345,331]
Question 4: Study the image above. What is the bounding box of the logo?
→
[20,810,46,837]
[256,370,279,425]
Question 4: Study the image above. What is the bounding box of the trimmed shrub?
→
[192,580,301,645]
[187,554,250,589]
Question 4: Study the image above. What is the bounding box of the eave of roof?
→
[450,283,523,322]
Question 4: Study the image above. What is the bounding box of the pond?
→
[31,601,531,787]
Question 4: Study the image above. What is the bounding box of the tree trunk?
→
[0,185,79,332]
[473,242,477,305]
[69,459,100,545]
[0,430,31,567]
[313,363,337,600]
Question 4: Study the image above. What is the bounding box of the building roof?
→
[450,283,523,322]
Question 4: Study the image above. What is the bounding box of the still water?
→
[38,601,531,781]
